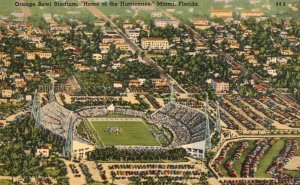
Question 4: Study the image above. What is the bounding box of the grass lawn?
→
[0,0,22,17]
[295,138,300,156]
[256,139,286,178]
[285,169,300,177]
[90,120,160,146]
[45,168,60,177]
[219,141,243,176]
[233,140,257,177]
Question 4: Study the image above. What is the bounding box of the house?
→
[210,9,233,19]
[141,37,169,50]
[113,81,123,88]
[264,67,277,76]
[25,51,36,60]
[74,63,91,71]
[36,146,50,157]
[25,51,52,60]
[254,84,267,93]
[115,43,131,51]
[50,24,71,33]
[230,65,241,78]
[25,94,32,101]
[99,43,111,54]
[211,78,229,93]
[102,35,125,44]
[37,51,52,59]
[125,29,140,43]
[151,12,162,17]
[154,19,179,28]
[151,78,168,88]
[123,23,134,29]
[0,70,7,80]
[14,77,26,88]
[92,53,102,61]
[240,10,264,19]
[128,79,141,87]
[0,52,7,59]
[94,21,106,27]
[1,88,13,98]
[280,49,293,56]
[190,18,210,29]
[266,57,288,65]
[112,62,122,69]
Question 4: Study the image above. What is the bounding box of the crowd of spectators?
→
[41,101,77,138]
[151,102,212,146]
[76,106,107,117]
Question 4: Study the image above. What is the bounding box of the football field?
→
[89,118,160,146]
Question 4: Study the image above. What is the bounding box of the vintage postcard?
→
[0,0,299,184]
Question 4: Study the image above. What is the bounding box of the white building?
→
[36,147,50,158]
[181,140,206,159]
[154,19,179,28]
[141,37,169,50]
[125,29,140,43]
[72,141,95,160]
[211,79,229,93]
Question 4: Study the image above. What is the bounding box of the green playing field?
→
[90,120,160,146]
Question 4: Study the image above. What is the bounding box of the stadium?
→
[31,86,220,161]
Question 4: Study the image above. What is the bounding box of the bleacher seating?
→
[151,102,214,146]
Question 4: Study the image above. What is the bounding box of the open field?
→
[24,0,95,21]
[90,119,160,146]
[0,0,22,17]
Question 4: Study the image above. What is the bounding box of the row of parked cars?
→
[69,164,81,177]
[242,138,276,178]
[224,142,249,177]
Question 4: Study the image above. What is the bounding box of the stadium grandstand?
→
[31,81,219,160]
[39,101,95,160]
[151,102,216,159]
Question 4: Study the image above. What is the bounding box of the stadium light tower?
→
[216,101,221,134]
[30,89,42,127]
[170,83,175,103]
[35,95,42,127]
[205,92,211,150]
[49,77,57,102]
[64,114,74,159]
[30,90,38,123]
[205,92,209,115]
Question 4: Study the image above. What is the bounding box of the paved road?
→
[81,0,187,93]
